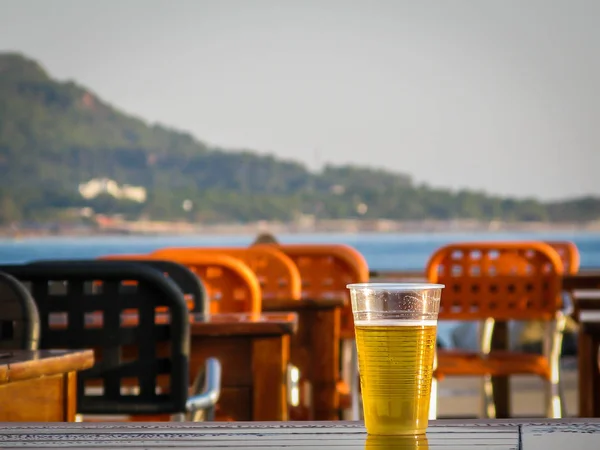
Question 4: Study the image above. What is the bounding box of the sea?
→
[1,229,599,270]
[2,229,598,349]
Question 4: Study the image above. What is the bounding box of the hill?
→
[0,52,598,225]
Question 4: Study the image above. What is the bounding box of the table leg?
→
[252,335,290,421]
[578,329,600,417]
[64,371,78,421]
[491,321,511,418]
[310,308,341,420]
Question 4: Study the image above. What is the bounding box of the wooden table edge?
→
[262,297,346,312]
[1,350,94,384]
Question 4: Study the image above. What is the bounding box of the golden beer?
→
[355,322,437,435]
[365,434,429,449]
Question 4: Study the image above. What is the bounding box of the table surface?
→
[188,312,299,336]
[50,311,299,336]
[0,420,598,449]
[262,296,346,311]
[0,349,94,385]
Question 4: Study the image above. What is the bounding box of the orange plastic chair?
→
[148,248,303,417]
[427,241,566,419]
[255,243,369,419]
[104,253,262,315]
[255,243,369,337]
[152,246,301,301]
[546,241,580,275]
[511,241,580,371]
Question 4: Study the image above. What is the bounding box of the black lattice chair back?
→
[0,271,40,350]
[0,262,190,415]
[129,260,207,314]
[31,259,208,314]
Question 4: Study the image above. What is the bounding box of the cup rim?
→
[346,282,445,291]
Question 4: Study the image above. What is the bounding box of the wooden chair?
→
[426,241,566,419]
[152,246,302,301]
[255,243,369,419]
[0,271,40,350]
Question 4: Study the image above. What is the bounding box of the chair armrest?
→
[186,357,222,421]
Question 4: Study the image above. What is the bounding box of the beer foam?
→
[354,320,437,327]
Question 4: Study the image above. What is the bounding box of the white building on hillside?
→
[78,178,147,203]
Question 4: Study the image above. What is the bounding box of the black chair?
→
[29,258,209,314]
[0,270,40,350]
[0,262,220,420]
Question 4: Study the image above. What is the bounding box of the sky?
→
[1,0,599,201]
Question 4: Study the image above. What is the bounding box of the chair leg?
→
[545,315,566,418]
[545,379,564,419]
[481,375,496,418]
[479,318,496,419]
[340,338,355,420]
[350,343,361,421]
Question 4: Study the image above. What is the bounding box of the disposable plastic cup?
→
[347,283,444,435]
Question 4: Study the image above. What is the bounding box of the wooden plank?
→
[578,331,600,417]
[522,422,600,450]
[563,272,600,291]
[0,349,94,384]
[262,297,346,311]
[63,371,78,422]
[252,335,290,421]
[189,312,298,337]
[0,420,520,448]
[567,275,600,417]
[491,321,511,418]
[187,338,253,387]
[309,308,341,420]
[262,297,343,420]
[0,373,70,421]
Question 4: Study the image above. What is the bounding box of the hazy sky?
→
[1,0,599,201]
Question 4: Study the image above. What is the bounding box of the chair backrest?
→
[545,241,580,275]
[94,257,208,314]
[0,271,40,350]
[152,246,301,301]
[425,242,565,321]
[0,262,190,415]
[114,253,262,314]
[255,243,369,337]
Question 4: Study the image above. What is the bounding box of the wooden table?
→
[188,312,298,422]
[262,297,345,420]
[0,349,94,422]
[0,419,598,448]
[50,311,297,422]
[563,271,600,417]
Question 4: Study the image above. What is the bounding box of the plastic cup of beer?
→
[347,283,444,436]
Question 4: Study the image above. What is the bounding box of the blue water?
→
[1,230,600,270]
[1,230,597,349]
